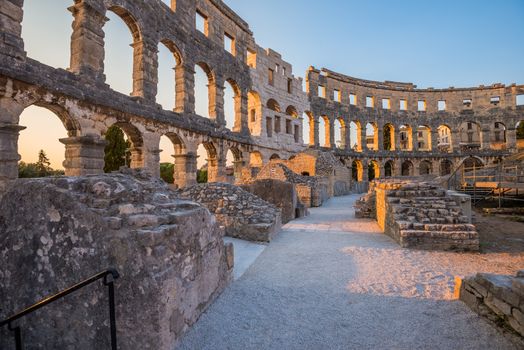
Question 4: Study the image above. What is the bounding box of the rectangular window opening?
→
[333,89,341,102]
[382,98,391,110]
[366,96,374,108]
[517,94,524,106]
[463,99,472,107]
[490,96,500,105]
[268,69,274,86]
[286,119,292,134]
[247,49,257,68]
[417,100,426,111]
[274,116,281,133]
[224,32,235,55]
[318,85,326,98]
[196,11,207,35]
[266,117,272,137]
[349,93,357,106]
[287,78,292,94]
[438,100,446,111]
[399,99,407,111]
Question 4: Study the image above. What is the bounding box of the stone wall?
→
[457,271,524,338]
[0,170,232,349]
[178,182,282,242]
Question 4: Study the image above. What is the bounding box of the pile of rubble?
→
[178,182,282,242]
[0,169,232,349]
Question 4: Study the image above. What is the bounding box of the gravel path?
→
[178,195,524,349]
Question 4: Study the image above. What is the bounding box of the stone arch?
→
[383,123,395,151]
[384,160,394,177]
[270,153,281,160]
[351,159,363,181]
[334,117,346,149]
[303,111,315,146]
[319,115,330,148]
[196,140,218,183]
[440,159,453,176]
[401,160,414,176]
[224,78,242,131]
[368,160,380,181]
[159,132,186,184]
[285,106,298,118]
[157,39,184,111]
[194,61,215,119]
[437,124,453,153]
[461,156,484,170]
[365,122,378,151]
[459,121,482,149]
[104,121,144,170]
[419,160,432,175]
[399,124,413,151]
[267,98,281,113]
[491,121,507,150]
[349,121,362,151]
[517,120,524,150]
[416,125,432,151]
[226,146,243,183]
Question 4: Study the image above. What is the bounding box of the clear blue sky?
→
[225,0,524,88]
[17,0,524,168]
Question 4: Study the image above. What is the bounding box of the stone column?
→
[207,157,227,183]
[481,125,491,150]
[68,1,107,80]
[60,135,106,176]
[327,117,334,149]
[361,160,369,182]
[175,63,195,114]
[131,38,158,102]
[377,122,384,151]
[0,0,25,59]
[393,160,401,176]
[313,118,320,147]
[237,92,248,134]
[360,126,367,151]
[394,130,401,151]
[412,128,418,152]
[0,123,25,187]
[173,153,197,188]
[506,127,517,150]
[209,77,225,125]
[343,122,350,150]
[430,129,439,152]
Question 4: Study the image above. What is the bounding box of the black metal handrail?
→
[0,268,119,350]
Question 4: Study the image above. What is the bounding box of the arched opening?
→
[368,161,379,181]
[103,122,143,172]
[351,160,363,181]
[416,125,431,151]
[267,99,281,113]
[383,124,395,151]
[440,159,453,176]
[517,121,524,150]
[401,160,413,176]
[270,154,280,160]
[159,132,185,184]
[459,121,481,149]
[303,112,314,146]
[157,40,182,111]
[349,121,362,151]
[194,62,214,118]
[196,142,217,183]
[334,118,346,149]
[226,147,243,183]
[21,0,71,69]
[437,125,452,153]
[286,106,299,141]
[104,6,142,96]
[18,105,74,177]
[384,160,394,177]
[248,91,262,135]
[399,124,412,151]
[491,122,507,150]
[365,122,378,151]
[267,99,281,137]
[319,116,330,147]
[419,160,432,175]
[224,79,240,131]
[462,156,484,171]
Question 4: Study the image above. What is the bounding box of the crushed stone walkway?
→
[178,195,524,349]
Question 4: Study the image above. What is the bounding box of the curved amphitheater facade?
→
[1,0,523,189]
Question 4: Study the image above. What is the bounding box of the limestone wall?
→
[0,170,232,349]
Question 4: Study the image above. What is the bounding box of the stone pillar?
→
[60,136,106,176]
[360,126,367,151]
[481,125,491,150]
[430,129,439,152]
[377,122,384,151]
[0,123,25,187]
[237,92,248,134]
[506,127,517,150]
[393,161,401,176]
[361,160,369,182]
[233,160,243,184]
[207,157,227,183]
[313,119,320,147]
[175,64,195,114]
[412,128,418,152]
[0,0,25,59]
[328,117,334,149]
[209,78,225,125]
[394,130,401,151]
[343,122,350,150]
[128,146,144,169]
[68,1,107,80]
[131,38,158,102]
[173,153,197,188]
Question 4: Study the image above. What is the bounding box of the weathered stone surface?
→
[178,182,282,242]
[241,178,307,224]
[0,170,232,349]
[459,271,524,339]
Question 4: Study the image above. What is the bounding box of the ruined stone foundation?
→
[0,170,232,349]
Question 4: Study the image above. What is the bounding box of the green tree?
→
[36,149,51,177]
[383,126,392,150]
[18,161,38,178]
[104,125,131,173]
[160,163,174,184]
[517,121,524,140]
[197,169,208,183]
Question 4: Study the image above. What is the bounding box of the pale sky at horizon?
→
[17,0,524,169]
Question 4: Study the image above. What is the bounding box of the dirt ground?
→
[473,209,524,254]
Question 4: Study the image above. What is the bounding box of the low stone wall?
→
[457,271,524,338]
[0,170,232,349]
[355,178,479,251]
[178,182,282,242]
[241,179,307,224]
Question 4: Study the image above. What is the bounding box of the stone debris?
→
[178,182,282,242]
[0,169,232,349]
[458,270,524,339]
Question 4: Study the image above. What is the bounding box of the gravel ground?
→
[178,195,524,350]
